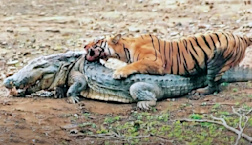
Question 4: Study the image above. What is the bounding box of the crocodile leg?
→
[130,82,163,110]
[67,71,87,103]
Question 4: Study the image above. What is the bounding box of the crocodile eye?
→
[33,63,49,69]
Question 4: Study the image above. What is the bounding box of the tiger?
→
[83,32,252,95]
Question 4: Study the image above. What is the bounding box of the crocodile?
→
[4,51,86,103]
[4,51,252,109]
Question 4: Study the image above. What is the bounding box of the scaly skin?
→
[4,52,252,110]
[83,60,252,109]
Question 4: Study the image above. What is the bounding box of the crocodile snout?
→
[3,78,14,89]
[3,76,27,89]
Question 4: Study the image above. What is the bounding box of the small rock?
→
[153,28,158,32]
[8,66,17,70]
[128,27,140,32]
[70,129,78,134]
[61,124,78,129]
[7,60,19,65]
[193,108,209,114]
[0,41,7,45]
[45,28,60,33]
[175,22,182,27]
[218,24,226,28]
[31,38,36,43]
[243,22,252,28]
[6,29,14,33]
[198,25,206,29]
[170,31,179,36]
[38,12,46,16]
[53,46,64,51]
[198,24,210,29]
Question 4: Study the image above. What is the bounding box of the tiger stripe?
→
[149,34,158,61]
[84,31,252,94]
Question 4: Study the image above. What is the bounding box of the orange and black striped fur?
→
[84,32,252,95]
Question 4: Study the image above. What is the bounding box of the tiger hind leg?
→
[195,53,226,95]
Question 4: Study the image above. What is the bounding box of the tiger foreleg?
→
[113,59,164,79]
[130,82,163,110]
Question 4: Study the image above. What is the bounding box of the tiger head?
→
[84,34,122,61]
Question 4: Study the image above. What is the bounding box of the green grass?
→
[75,109,251,144]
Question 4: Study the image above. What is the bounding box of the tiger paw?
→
[104,58,127,70]
[113,69,130,79]
[113,67,136,79]
[193,86,219,95]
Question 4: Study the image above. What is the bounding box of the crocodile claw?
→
[137,101,156,110]
[67,96,80,104]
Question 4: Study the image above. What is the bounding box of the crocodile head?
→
[4,52,83,96]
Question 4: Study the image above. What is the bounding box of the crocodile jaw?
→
[5,74,55,97]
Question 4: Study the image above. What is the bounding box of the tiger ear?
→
[112,34,121,44]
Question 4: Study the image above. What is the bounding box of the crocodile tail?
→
[222,65,252,83]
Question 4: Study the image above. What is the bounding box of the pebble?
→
[0,42,7,45]
[74,114,78,118]
[45,28,60,33]
[244,22,252,28]
[70,129,78,134]
[7,60,19,65]
[128,27,140,32]
[170,31,179,36]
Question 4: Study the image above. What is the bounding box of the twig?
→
[194,102,238,106]
[71,132,174,143]
[71,133,151,141]
[71,133,127,140]
[245,108,252,116]
[232,107,251,145]
[151,134,174,143]
[232,107,245,145]
[178,116,252,143]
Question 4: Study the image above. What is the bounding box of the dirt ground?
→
[0,0,252,144]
